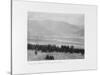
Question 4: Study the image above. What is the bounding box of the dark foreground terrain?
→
[27,43,84,61]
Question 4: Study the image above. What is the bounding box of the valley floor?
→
[28,50,84,61]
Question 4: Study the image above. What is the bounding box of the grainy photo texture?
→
[27,12,85,61]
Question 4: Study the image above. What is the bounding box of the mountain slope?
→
[28,20,84,37]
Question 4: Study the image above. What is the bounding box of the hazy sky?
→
[28,12,84,27]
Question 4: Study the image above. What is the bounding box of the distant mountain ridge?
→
[28,20,84,38]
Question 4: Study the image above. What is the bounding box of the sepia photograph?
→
[27,12,85,61]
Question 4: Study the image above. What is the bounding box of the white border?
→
[12,0,97,74]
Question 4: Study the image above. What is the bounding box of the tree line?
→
[28,43,84,55]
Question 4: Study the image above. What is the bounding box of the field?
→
[28,50,84,61]
[27,43,84,61]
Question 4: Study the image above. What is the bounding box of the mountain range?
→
[28,20,84,38]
